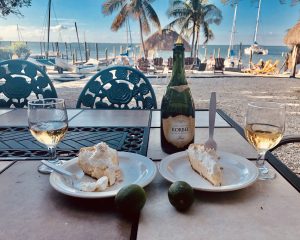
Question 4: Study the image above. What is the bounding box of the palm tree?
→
[0,0,31,17]
[167,0,222,58]
[102,0,161,58]
[221,0,300,5]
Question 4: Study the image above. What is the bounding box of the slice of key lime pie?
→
[78,142,121,187]
[187,144,222,186]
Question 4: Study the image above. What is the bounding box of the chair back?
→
[76,66,157,109]
[0,59,57,108]
[167,58,173,70]
[153,57,163,66]
[214,58,225,70]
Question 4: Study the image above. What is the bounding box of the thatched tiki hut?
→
[144,29,191,58]
[284,21,300,77]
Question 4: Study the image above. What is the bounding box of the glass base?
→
[257,164,276,180]
[38,159,63,174]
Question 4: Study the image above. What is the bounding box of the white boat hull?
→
[244,45,268,55]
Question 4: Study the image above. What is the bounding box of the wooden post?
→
[218,48,220,58]
[113,46,116,59]
[290,45,298,78]
[72,51,75,64]
[105,48,108,66]
[43,42,46,56]
[55,42,59,56]
[40,42,43,56]
[74,50,77,63]
[84,42,88,62]
[52,42,55,53]
[96,43,99,60]
[69,43,72,56]
[65,42,68,60]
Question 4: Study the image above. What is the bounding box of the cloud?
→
[51,24,68,32]
[0,24,76,42]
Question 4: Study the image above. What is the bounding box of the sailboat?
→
[114,18,134,66]
[244,0,268,55]
[224,3,242,69]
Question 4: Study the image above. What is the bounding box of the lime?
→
[168,181,194,211]
[115,184,146,217]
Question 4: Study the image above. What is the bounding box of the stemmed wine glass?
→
[28,98,68,174]
[244,101,285,180]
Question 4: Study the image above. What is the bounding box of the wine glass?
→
[244,101,285,180]
[28,98,68,174]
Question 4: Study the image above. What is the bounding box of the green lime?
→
[168,181,194,211]
[115,184,146,217]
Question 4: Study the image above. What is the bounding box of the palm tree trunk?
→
[138,17,147,59]
[190,22,196,58]
[194,25,200,59]
[291,45,298,78]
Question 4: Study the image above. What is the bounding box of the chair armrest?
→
[270,135,300,151]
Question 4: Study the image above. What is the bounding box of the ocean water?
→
[0,41,290,68]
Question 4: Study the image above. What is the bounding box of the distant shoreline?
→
[0,40,288,48]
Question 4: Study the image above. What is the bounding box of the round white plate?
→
[159,151,258,192]
[49,152,157,198]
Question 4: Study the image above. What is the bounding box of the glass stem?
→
[256,152,269,174]
[256,152,265,167]
[48,146,58,163]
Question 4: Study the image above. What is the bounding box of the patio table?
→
[0,108,299,240]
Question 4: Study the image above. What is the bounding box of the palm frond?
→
[111,4,129,31]
[202,21,214,44]
[143,1,161,30]
[138,7,151,34]
[165,17,185,30]
[102,0,125,15]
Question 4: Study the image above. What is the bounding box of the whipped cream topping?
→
[188,144,220,175]
[79,142,119,170]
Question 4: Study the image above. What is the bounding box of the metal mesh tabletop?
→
[0,127,149,159]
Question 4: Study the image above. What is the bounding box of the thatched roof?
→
[284,21,300,46]
[145,29,191,51]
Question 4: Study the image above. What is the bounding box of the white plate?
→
[159,151,258,192]
[49,152,157,198]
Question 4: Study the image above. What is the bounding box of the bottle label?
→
[169,85,189,93]
[162,115,195,148]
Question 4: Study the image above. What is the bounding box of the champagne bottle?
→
[161,37,195,154]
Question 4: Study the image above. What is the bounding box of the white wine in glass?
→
[28,98,68,174]
[244,102,285,180]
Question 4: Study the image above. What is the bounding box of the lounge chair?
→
[76,65,157,109]
[0,59,57,108]
[198,63,207,71]
[213,58,225,73]
[153,57,164,72]
[136,57,150,73]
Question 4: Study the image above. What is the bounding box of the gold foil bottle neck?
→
[175,36,183,45]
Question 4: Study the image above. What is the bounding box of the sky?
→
[0,0,299,46]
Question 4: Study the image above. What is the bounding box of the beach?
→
[52,73,300,176]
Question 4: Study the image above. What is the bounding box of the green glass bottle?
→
[161,37,195,154]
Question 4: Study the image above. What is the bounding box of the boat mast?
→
[17,24,21,42]
[253,0,261,44]
[228,3,238,58]
[75,22,83,63]
[46,0,51,59]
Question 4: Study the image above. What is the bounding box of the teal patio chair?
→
[76,66,157,109]
[0,59,57,108]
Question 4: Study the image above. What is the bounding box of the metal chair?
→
[76,66,157,109]
[0,59,57,108]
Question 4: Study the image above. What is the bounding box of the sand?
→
[52,74,300,176]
